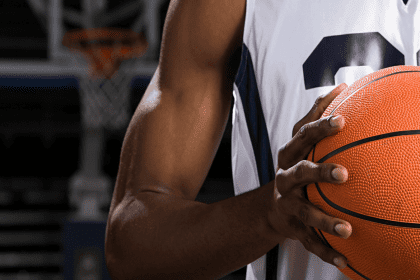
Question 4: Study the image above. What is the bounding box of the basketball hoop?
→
[62,27,148,130]
[64,28,149,222]
[63,27,148,80]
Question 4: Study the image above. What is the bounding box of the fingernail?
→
[332,167,348,182]
[334,224,350,238]
[329,115,344,128]
[333,257,347,269]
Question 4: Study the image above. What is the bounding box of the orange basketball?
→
[306,65,420,279]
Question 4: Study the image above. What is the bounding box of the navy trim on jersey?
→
[235,43,278,280]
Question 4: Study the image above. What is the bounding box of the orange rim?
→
[62,27,148,57]
[62,27,148,79]
[63,28,142,46]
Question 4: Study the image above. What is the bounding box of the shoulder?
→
[159,0,246,89]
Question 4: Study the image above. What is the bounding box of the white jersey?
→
[231,0,418,279]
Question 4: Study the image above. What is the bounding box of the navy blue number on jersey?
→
[303,32,405,90]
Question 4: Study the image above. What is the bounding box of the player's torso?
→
[232,1,420,279]
[234,0,420,187]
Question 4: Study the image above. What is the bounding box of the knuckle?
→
[277,145,288,167]
[297,125,306,139]
[313,96,323,110]
[276,167,286,180]
[302,122,320,145]
[293,161,306,181]
[315,94,326,104]
[277,143,286,156]
[320,216,331,233]
[275,169,288,192]
[299,124,312,144]
[302,236,314,251]
[314,96,326,113]
[292,122,302,136]
[298,203,310,224]
[313,119,322,132]
[319,164,331,181]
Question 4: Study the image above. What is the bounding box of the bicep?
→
[116,0,245,201]
[122,70,232,200]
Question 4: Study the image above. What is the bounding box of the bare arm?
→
[105,0,284,279]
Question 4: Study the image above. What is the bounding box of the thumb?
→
[314,83,348,119]
[292,83,348,137]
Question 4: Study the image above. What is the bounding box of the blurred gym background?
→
[0,0,246,279]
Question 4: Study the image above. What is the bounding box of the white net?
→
[78,64,132,130]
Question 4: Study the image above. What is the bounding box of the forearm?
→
[107,180,286,280]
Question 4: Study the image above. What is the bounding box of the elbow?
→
[105,222,120,279]
[105,255,160,280]
[105,252,120,280]
[105,250,143,280]
[105,226,134,279]
[105,233,150,280]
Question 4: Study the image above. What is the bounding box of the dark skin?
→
[272,83,352,269]
[104,0,352,279]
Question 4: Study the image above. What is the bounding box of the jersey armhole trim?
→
[244,0,254,45]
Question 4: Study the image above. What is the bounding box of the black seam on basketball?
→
[330,70,420,116]
[318,130,420,164]
[311,70,420,173]
[314,181,420,228]
[305,70,420,279]
[316,228,371,280]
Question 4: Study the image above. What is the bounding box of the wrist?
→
[260,180,286,245]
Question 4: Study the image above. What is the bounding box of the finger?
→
[292,83,347,137]
[294,161,348,187]
[296,222,350,269]
[278,114,345,170]
[281,161,352,238]
[289,196,352,240]
[277,161,348,194]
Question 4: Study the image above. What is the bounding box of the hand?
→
[269,83,352,270]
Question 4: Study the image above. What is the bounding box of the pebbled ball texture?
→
[306,65,420,279]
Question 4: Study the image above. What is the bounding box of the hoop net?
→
[63,28,148,130]
[79,67,132,130]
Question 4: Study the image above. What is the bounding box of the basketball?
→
[305,65,420,279]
